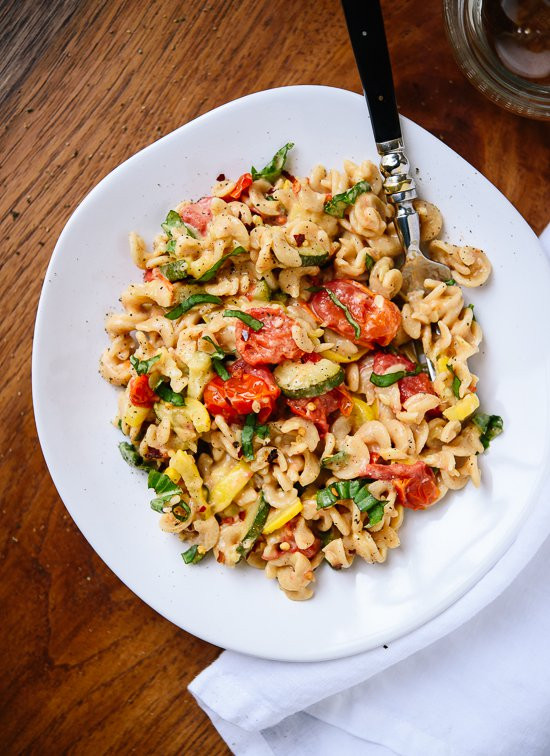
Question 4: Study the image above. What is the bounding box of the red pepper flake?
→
[238,510,246,520]
[275,215,287,225]
[325,193,332,202]
[217,552,226,564]
[293,233,305,247]
[216,173,226,181]
[282,170,297,183]
[199,505,206,512]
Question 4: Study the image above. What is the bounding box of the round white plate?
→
[33,86,550,661]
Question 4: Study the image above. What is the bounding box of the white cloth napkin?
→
[190,227,550,756]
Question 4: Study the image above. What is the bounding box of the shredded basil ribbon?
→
[181,545,205,564]
[251,142,294,183]
[159,259,188,282]
[365,253,375,272]
[323,180,371,218]
[201,336,232,381]
[472,413,503,450]
[162,210,197,252]
[370,364,422,388]
[148,469,191,519]
[118,441,153,471]
[317,479,386,525]
[197,246,245,283]
[445,278,456,286]
[223,310,264,331]
[324,288,361,338]
[130,354,160,376]
[447,364,461,399]
[241,414,269,461]
[165,293,222,320]
[321,451,349,468]
[154,380,185,406]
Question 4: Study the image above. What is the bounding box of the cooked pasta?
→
[100,143,503,600]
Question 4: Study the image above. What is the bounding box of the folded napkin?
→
[190,228,550,756]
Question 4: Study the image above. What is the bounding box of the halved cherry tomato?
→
[223,172,253,201]
[179,197,212,234]
[203,359,280,423]
[309,280,401,347]
[358,461,439,510]
[372,352,438,406]
[287,386,352,434]
[143,267,172,288]
[129,375,158,408]
[235,307,305,366]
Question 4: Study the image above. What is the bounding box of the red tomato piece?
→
[358,461,439,510]
[179,197,212,234]
[203,359,280,423]
[143,267,172,288]
[287,386,352,434]
[309,280,401,347]
[223,172,253,201]
[373,352,416,374]
[129,375,158,408]
[399,373,437,404]
[235,307,305,366]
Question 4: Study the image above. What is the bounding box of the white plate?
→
[33,86,550,661]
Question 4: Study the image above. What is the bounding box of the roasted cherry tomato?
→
[309,280,401,347]
[372,352,438,406]
[129,374,158,408]
[223,172,253,201]
[358,461,439,510]
[179,197,212,234]
[203,359,280,423]
[287,386,352,434]
[235,307,305,366]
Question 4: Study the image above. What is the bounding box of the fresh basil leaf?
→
[467,303,476,321]
[445,278,456,286]
[473,413,503,450]
[196,246,245,283]
[212,360,231,381]
[181,544,205,564]
[159,259,188,282]
[241,414,256,461]
[154,381,185,406]
[148,469,187,514]
[324,180,371,218]
[118,441,152,471]
[130,353,161,376]
[317,487,338,509]
[370,364,421,388]
[256,423,269,440]
[323,288,361,338]
[165,293,222,320]
[334,481,351,500]
[171,500,191,521]
[365,253,375,272]
[251,142,294,183]
[223,309,264,331]
[161,209,197,240]
[321,451,350,469]
[354,489,381,513]
[446,364,462,399]
[367,502,385,526]
[319,528,337,548]
[316,477,386,517]
[201,335,225,359]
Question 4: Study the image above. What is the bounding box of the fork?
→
[341,0,451,379]
[340,0,451,298]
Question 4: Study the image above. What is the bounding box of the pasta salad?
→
[100,143,503,600]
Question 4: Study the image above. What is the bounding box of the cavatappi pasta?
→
[100,143,503,600]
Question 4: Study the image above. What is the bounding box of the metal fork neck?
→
[377,138,420,252]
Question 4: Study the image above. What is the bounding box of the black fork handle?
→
[340,0,401,145]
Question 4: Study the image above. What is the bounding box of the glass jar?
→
[443,0,550,120]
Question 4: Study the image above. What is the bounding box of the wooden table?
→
[1,0,547,752]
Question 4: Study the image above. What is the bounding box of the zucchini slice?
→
[274,358,344,399]
[299,251,330,267]
[237,493,270,558]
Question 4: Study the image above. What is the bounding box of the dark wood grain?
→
[0,0,548,753]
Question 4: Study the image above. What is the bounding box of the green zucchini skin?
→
[274,358,345,399]
[299,252,330,267]
[237,493,270,558]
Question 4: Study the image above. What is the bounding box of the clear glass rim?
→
[443,0,550,120]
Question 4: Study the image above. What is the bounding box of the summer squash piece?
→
[251,142,294,183]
